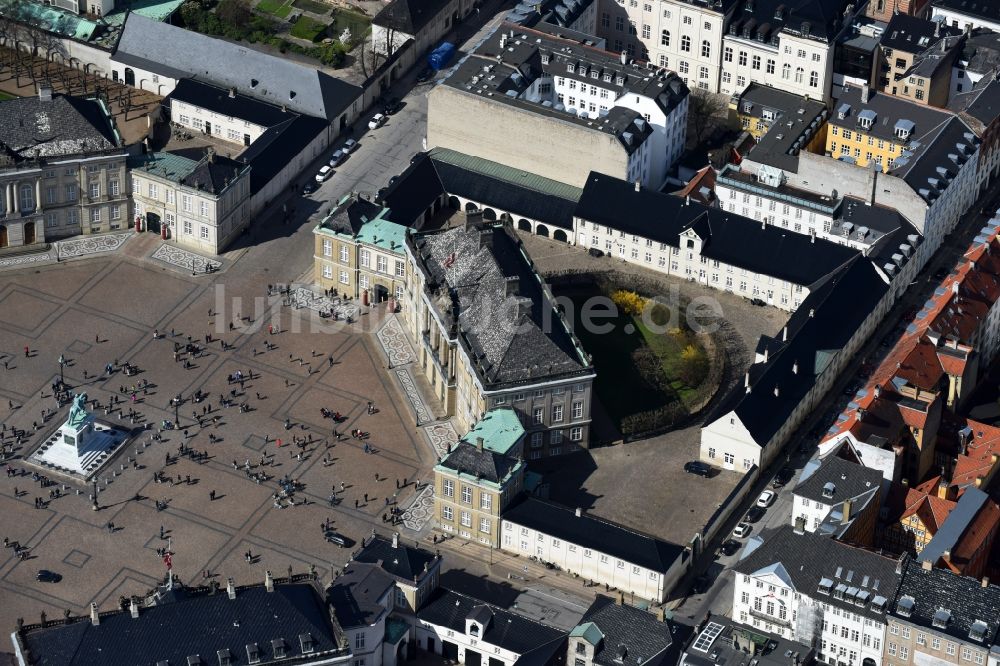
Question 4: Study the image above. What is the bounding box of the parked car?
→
[732,522,753,539]
[757,489,776,507]
[383,97,402,115]
[329,149,346,167]
[302,182,316,195]
[343,138,358,153]
[684,461,713,477]
[368,113,386,130]
[315,165,333,183]
[745,506,765,523]
[587,248,604,258]
[36,569,61,583]
[772,468,793,488]
[325,531,348,547]
[692,574,711,594]
[416,67,434,83]
[720,539,742,556]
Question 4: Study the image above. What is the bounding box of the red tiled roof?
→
[949,498,1000,569]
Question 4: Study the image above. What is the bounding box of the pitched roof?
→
[931,0,1000,23]
[881,13,958,53]
[113,13,361,120]
[893,562,1000,645]
[352,534,437,583]
[734,525,902,621]
[706,255,889,447]
[575,172,861,287]
[460,408,525,454]
[128,151,248,195]
[502,497,684,572]
[19,583,343,666]
[409,222,593,389]
[416,588,566,656]
[727,0,857,44]
[237,113,328,192]
[168,78,293,128]
[794,455,883,504]
[0,93,121,164]
[437,440,524,484]
[917,486,994,565]
[328,563,394,628]
[576,596,677,666]
[373,0,453,35]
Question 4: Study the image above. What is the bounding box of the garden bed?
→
[290,14,328,41]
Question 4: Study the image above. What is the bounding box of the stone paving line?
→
[0,232,135,270]
[150,243,223,273]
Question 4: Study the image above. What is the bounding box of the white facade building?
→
[499,497,687,603]
[732,526,901,666]
[931,2,1000,34]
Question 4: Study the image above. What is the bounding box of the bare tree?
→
[687,89,728,146]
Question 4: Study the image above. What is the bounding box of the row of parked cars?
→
[309,98,403,189]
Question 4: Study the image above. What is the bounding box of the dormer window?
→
[897,596,915,617]
[742,101,753,113]
[970,620,988,642]
[541,53,550,64]
[818,578,833,595]
[615,75,624,85]
[299,633,316,654]
[217,649,232,666]
[603,72,612,82]
[774,5,783,19]
[591,69,599,79]
[246,644,261,665]
[271,639,286,659]
[822,482,835,498]
[469,623,480,637]
[932,609,951,629]
[567,63,575,73]
[745,0,753,11]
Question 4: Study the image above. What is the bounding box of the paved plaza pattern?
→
[0,251,439,631]
[150,243,223,273]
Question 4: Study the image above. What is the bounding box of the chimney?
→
[793,516,806,534]
[228,87,236,98]
[575,507,582,517]
[206,148,215,164]
[265,570,274,592]
[982,577,990,588]
[860,82,870,104]
[782,325,788,342]
[227,577,236,600]
[90,603,100,626]
[515,296,532,320]
[505,275,520,297]
[792,360,799,375]
[476,436,484,451]
[868,167,878,206]
[38,85,52,102]
[841,499,852,524]
[774,386,780,397]
[809,229,816,243]
[130,599,140,619]
[389,532,399,549]
[635,180,641,192]
[744,371,750,389]
[937,479,950,500]
[809,308,815,318]
[874,384,882,398]
[478,228,493,251]
[685,195,690,206]
[921,558,933,570]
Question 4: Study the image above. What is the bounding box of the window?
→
[570,427,583,441]
[681,35,691,52]
[481,494,492,511]
[615,16,624,31]
[460,511,472,527]
[724,46,733,62]
[443,479,454,498]
[601,12,609,27]
[683,15,691,24]
[360,249,370,268]
[340,245,349,263]
[200,201,209,217]
[679,61,689,74]
[738,51,747,66]
[89,182,100,199]
[355,632,365,650]
[200,226,209,240]
[111,205,120,220]
[461,485,472,504]
[752,55,761,70]
[552,405,563,422]
[322,265,333,279]
[395,260,405,277]
[642,24,650,38]
[166,190,174,205]
[809,71,819,87]
[532,407,543,424]
[182,194,191,212]
[479,518,491,533]
[19,185,34,211]
[442,505,453,520]
[661,30,670,46]
[90,208,101,223]
[724,452,734,464]
[109,180,119,196]
[701,40,711,58]
[377,256,387,273]
[782,63,790,79]
[322,239,332,257]
[795,67,804,83]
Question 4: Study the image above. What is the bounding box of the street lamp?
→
[58,354,65,384]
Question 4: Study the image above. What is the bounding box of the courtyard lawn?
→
[291,0,329,14]
[290,14,328,40]
[256,0,292,15]
[0,91,17,101]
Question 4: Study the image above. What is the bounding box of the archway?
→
[124,67,135,87]
[517,219,532,231]
[464,202,479,212]
[482,208,497,221]
[23,222,35,245]
[0,225,7,248]
[448,196,460,209]
[145,212,161,233]
[553,229,568,242]
[536,224,549,238]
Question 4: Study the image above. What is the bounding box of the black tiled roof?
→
[416,588,566,656]
[19,583,342,666]
[793,455,883,504]
[439,441,521,483]
[503,497,684,572]
[735,525,902,621]
[237,114,328,192]
[932,0,1000,22]
[575,172,860,287]
[880,13,957,54]
[704,255,889,447]
[320,196,383,236]
[328,563,394,629]
[168,79,294,128]
[950,77,1000,131]
[381,153,446,225]
[0,94,121,164]
[892,563,1000,645]
[352,534,437,582]
[727,0,856,44]
[577,596,678,666]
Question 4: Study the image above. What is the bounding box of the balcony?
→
[748,608,791,629]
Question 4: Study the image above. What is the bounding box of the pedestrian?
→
[23,346,29,357]
[209,489,216,501]
[354,498,359,508]
[159,525,164,539]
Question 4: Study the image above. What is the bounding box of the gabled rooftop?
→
[0,92,122,166]
[574,595,680,666]
[892,561,1000,645]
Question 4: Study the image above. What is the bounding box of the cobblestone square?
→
[0,254,436,631]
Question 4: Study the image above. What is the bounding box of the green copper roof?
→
[0,0,100,40]
[428,147,583,202]
[127,152,199,183]
[569,622,605,645]
[103,0,185,26]
[355,215,407,255]
[460,408,524,455]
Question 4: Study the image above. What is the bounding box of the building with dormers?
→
[570,595,684,666]
[427,22,689,189]
[791,454,883,543]
[732,524,903,666]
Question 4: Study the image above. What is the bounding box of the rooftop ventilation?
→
[822,481,835,498]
